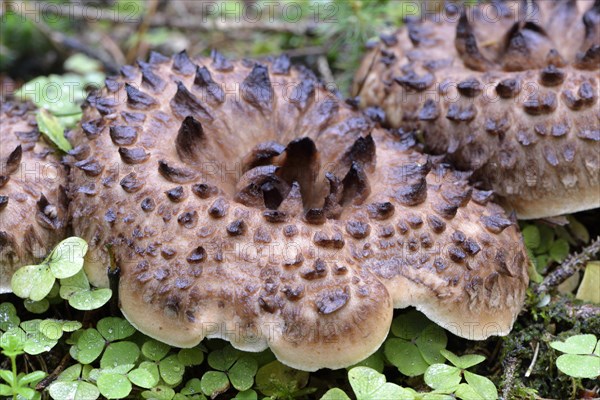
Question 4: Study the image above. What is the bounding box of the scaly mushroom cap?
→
[0,102,68,292]
[67,52,528,371]
[353,0,600,219]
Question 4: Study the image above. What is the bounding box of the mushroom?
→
[0,102,68,293]
[67,51,528,371]
[353,0,600,219]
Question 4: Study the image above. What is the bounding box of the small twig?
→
[535,236,600,295]
[35,352,71,391]
[126,0,159,63]
[500,356,519,400]
[149,16,315,36]
[317,56,334,85]
[562,300,600,320]
[6,2,119,73]
[525,341,540,378]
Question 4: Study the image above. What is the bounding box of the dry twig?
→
[535,236,600,295]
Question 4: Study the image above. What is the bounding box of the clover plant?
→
[550,334,600,379]
[424,350,498,400]
[384,310,448,376]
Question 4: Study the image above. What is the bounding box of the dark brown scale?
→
[575,45,600,70]
[82,119,103,139]
[121,111,146,124]
[242,141,285,172]
[419,99,439,121]
[161,248,177,259]
[427,215,446,233]
[148,51,170,65]
[118,147,150,164]
[253,227,271,243]
[158,160,197,183]
[446,104,477,122]
[341,162,371,205]
[455,12,492,71]
[170,81,214,121]
[378,225,395,238]
[172,50,196,76]
[462,238,481,256]
[380,49,396,66]
[283,224,298,237]
[258,296,278,313]
[304,208,326,225]
[176,116,205,164]
[226,219,247,236]
[485,116,510,136]
[406,214,423,229]
[539,65,566,86]
[110,126,138,146]
[105,77,121,92]
[0,196,8,211]
[5,145,22,174]
[165,186,186,202]
[120,173,145,193]
[263,210,287,223]
[208,197,229,218]
[178,211,199,229]
[125,84,158,109]
[281,285,304,301]
[523,92,558,115]
[69,145,91,161]
[481,214,513,233]
[141,197,155,212]
[194,66,225,103]
[367,202,395,220]
[420,232,433,248]
[138,61,167,92]
[448,246,467,263]
[433,201,459,219]
[192,183,218,199]
[272,54,291,75]
[472,190,493,205]
[342,134,376,168]
[457,78,483,97]
[301,259,327,280]
[187,246,206,263]
[346,221,371,239]
[241,64,273,111]
[74,158,103,177]
[495,78,521,98]
[380,33,398,47]
[0,176,9,188]
[577,129,599,141]
[120,65,138,80]
[316,287,350,314]
[395,71,434,91]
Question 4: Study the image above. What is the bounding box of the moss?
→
[501,296,600,399]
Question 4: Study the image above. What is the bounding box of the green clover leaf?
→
[0,303,20,332]
[11,265,55,302]
[385,312,448,376]
[254,360,309,398]
[348,367,414,400]
[200,371,229,398]
[424,364,461,391]
[550,334,600,378]
[440,349,485,369]
[96,371,132,399]
[550,334,597,354]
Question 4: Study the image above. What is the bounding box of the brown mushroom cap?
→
[0,102,68,292]
[68,52,528,371]
[353,0,600,219]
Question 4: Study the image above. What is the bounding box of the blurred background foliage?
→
[0,0,428,95]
